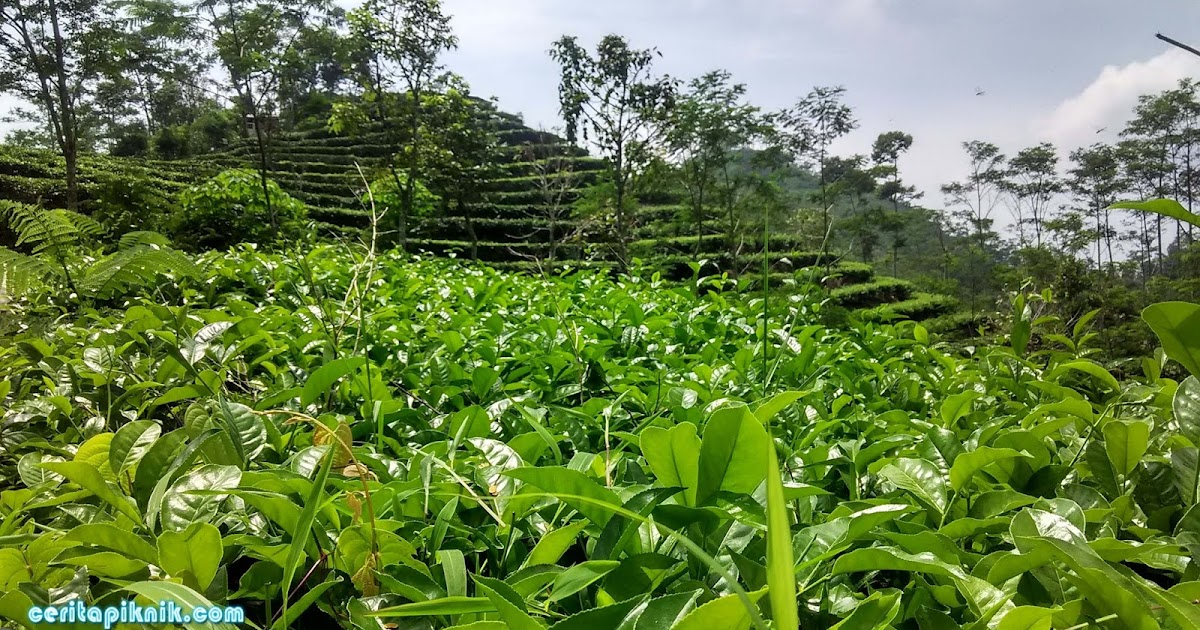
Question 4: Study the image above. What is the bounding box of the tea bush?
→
[0,244,1198,629]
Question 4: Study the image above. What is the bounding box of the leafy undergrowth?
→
[1,245,1199,629]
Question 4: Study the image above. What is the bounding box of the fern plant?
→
[0,201,197,301]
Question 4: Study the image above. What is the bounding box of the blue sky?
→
[4,0,1200,216]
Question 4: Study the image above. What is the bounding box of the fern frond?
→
[65,211,104,239]
[117,231,173,250]
[79,245,198,299]
[1,202,98,255]
[0,247,59,298]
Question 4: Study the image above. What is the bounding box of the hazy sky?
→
[435,0,1200,211]
[4,0,1200,214]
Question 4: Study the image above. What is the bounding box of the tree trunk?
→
[460,195,477,260]
[389,160,408,253]
[400,88,422,253]
[614,146,628,273]
[251,114,276,237]
[47,0,78,211]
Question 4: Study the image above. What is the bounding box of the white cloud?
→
[1037,48,1200,149]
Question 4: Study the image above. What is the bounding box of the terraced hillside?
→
[203,106,610,257]
[0,102,962,327]
[0,145,212,209]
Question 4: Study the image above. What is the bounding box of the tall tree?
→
[276,9,350,126]
[941,141,1006,313]
[1067,143,1124,271]
[1003,142,1062,249]
[941,141,1005,250]
[0,0,114,209]
[526,139,578,264]
[1122,79,1200,252]
[1116,138,1171,278]
[345,0,454,251]
[775,86,857,265]
[198,0,333,237]
[664,70,763,256]
[825,155,880,262]
[550,34,676,271]
[871,130,918,275]
[421,78,499,260]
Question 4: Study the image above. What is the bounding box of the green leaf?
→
[214,399,268,461]
[0,548,31,590]
[996,606,1057,630]
[270,577,342,630]
[55,550,147,577]
[506,466,621,527]
[1174,376,1200,446]
[603,553,683,602]
[672,588,767,630]
[17,452,63,487]
[753,391,806,424]
[1109,198,1200,230]
[110,420,161,475]
[794,504,914,568]
[472,366,499,400]
[832,546,959,577]
[550,560,620,602]
[626,591,700,630]
[473,574,540,630]
[1009,509,1158,628]
[283,443,335,619]
[132,428,189,509]
[439,549,468,598]
[548,596,648,630]
[696,404,770,505]
[301,357,366,407]
[160,463,241,532]
[829,590,901,630]
[124,580,237,629]
[1103,420,1151,477]
[831,547,1010,621]
[1147,586,1200,630]
[941,390,980,427]
[765,422,798,630]
[1142,302,1200,378]
[63,523,158,564]
[369,597,495,617]
[524,520,590,568]
[949,447,1031,491]
[74,432,115,474]
[42,461,142,524]
[1048,360,1121,394]
[640,422,700,506]
[0,590,33,626]
[467,437,524,506]
[157,522,222,592]
[878,458,948,518]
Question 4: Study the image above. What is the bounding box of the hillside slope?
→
[0,103,959,325]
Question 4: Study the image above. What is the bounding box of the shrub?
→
[89,176,173,240]
[362,171,439,219]
[173,169,307,250]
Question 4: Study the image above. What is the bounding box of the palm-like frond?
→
[79,245,199,299]
[0,247,59,298]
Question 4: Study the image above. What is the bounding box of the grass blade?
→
[281,444,336,623]
[765,440,798,630]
